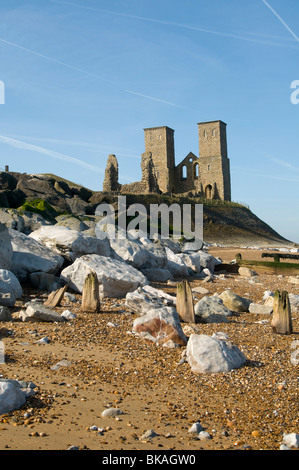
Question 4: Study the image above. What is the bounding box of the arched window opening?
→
[205,184,213,199]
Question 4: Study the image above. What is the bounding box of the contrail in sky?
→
[51,0,299,49]
[262,0,299,43]
[0,135,105,173]
[0,39,184,109]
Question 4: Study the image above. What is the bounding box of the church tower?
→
[143,126,175,193]
[197,120,231,201]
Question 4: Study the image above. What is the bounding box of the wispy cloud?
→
[0,135,105,173]
[125,90,189,109]
[0,35,184,109]
[269,156,299,171]
[51,0,299,49]
[262,0,299,43]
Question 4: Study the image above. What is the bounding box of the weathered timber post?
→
[81,271,101,313]
[271,290,293,335]
[44,284,68,308]
[176,280,195,323]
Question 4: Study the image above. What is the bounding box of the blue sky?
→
[0,0,299,243]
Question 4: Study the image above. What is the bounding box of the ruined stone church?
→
[103,120,231,201]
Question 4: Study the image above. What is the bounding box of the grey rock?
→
[249,303,273,315]
[219,290,251,313]
[194,296,233,323]
[0,269,23,307]
[0,222,12,270]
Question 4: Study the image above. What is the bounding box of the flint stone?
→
[101,408,123,418]
[219,290,251,313]
[290,340,299,366]
[29,225,111,261]
[0,222,13,270]
[61,254,148,298]
[0,306,12,322]
[0,269,23,307]
[9,229,64,281]
[20,303,66,322]
[132,305,187,347]
[194,296,233,323]
[186,334,247,373]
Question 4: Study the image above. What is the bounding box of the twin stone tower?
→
[103,120,231,201]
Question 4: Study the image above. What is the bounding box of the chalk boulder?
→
[61,254,148,298]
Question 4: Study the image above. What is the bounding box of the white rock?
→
[140,430,158,440]
[282,433,299,448]
[61,310,76,320]
[20,303,66,322]
[0,380,35,415]
[188,422,203,434]
[177,251,217,273]
[238,267,258,277]
[9,229,64,281]
[101,408,123,418]
[61,254,148,298]
[192,286,211,295]
[186,334,247,373]
[126,285,176,317]
[29,225,111,260]
[109,238,147,268]
[165,247,189,278]
[249,303,273,315]
[198,431,212,440]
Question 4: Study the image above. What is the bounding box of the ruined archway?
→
[205,184,213,199]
